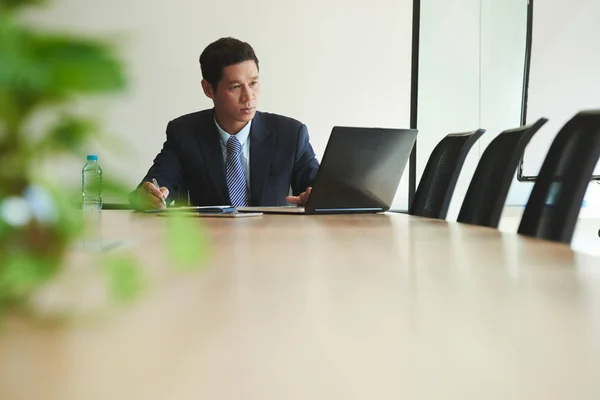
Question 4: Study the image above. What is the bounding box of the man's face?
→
[203,60,260,127]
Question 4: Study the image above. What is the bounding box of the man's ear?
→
[201,79,215,100]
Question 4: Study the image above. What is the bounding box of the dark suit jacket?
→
[130,109,320,207]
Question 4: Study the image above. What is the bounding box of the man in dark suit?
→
[131,37,319,210]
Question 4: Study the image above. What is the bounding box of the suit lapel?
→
[250,112,275,205]
[196,110,229,204]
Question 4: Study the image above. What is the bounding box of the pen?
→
[151,178,167,207]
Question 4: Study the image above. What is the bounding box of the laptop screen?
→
[306,127,418,212]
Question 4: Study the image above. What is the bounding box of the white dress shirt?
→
[214,118,251,188]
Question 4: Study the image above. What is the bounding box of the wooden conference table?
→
[1,211,599,399]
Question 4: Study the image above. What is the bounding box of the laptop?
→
[237,126,418,214]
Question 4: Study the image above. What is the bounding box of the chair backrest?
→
[518,110,600,243]
[457,118,548,228]
[409,129,485,219]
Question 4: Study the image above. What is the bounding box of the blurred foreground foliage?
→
[0,0,207,324]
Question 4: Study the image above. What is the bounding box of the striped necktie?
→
[225,136,249,207]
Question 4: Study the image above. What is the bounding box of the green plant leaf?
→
[0,254,58,300]
[33,35,126,96]
[101,178,133,200]
[35,114,97,153]
[0,19,127,127]
[0,0,46,10]
[102,255,144,303]
[165,215,209,269]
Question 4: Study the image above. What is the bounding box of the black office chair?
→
[409,129,485,219]
[457,118,548,228]
[518,110,600,243]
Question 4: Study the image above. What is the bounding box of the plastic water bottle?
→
[81,154,103,210]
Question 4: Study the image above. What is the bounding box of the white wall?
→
[524,0,600,178]
[24,0,414,206]
[519,0,600,207]
[479,0,600,207]
[418,0,600,221]
[479,0,528,151]
[417,0,580,214]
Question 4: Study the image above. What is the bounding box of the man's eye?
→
[231,85,240,90]
[250,81,258,87]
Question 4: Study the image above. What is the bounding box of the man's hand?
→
[285,187,312,206]
[136,181,169,210]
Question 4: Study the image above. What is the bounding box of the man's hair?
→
[199,37,259,91]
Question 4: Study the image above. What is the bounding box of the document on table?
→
[142,205,262,217]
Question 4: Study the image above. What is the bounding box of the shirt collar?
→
[215,117,252,147]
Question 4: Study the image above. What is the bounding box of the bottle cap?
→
[87,155,98,161]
